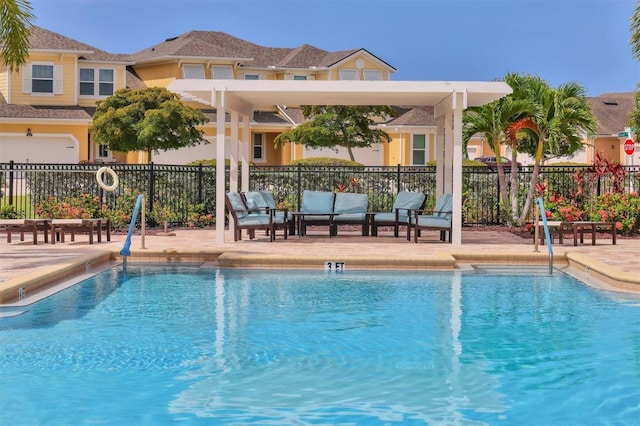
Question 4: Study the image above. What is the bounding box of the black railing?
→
[1,161,638,226]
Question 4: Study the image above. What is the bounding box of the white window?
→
[244,74,259,80]
[252,133,265,161]
[293,75,307,80]
[182,64,205,79]
[79,68,95,95]
[412,134,427,165]
[79,68,114,97]
[99,69,114,96]
[22,63,63,94]
[339,69,359,80]
[212,65,234,79]
[363,69,383,81]
[98,144,110,159]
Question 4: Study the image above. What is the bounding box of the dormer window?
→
[182,64,205,79]
[212,65,234,79]
[339,69,359,80]
[363,69,383,81]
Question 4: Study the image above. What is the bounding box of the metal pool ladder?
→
[534,197,554,274]
[120,194,146,272]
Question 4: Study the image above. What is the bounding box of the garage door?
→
[0,136,78,163]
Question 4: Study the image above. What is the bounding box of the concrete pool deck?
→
[0,227,638,303]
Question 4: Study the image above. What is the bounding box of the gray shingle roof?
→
[28,26,130,63]
[127,30,392,70]
[588,92,635,136]
[0,93,92,120]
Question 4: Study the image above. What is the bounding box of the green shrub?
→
[0,205,20,219]
[290,157,364,167]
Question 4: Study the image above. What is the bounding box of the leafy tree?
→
[463,88,534,224]
[91,87,209,161]
[0,0,33,71]
[506,74,598,223]
[274,105,397,162]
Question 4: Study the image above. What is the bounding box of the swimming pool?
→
[0,265,638,425]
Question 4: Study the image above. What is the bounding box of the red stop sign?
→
[624,138,635,155]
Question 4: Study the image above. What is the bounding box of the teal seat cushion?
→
[334,213,366,223]
[415,216,451,227]
[301,191,335,213]
[334,193,368,214]
[373,212,401,224]
[236,214,272,226]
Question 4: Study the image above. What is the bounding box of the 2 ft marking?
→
[324,261,345,272]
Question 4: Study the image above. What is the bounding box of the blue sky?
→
[30,0,638,96]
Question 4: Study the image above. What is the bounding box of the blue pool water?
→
[0,266,639,425]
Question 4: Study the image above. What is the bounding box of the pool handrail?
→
[536,197,553,274]
[120,194,145,259]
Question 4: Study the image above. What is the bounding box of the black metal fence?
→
[1,161,638,226]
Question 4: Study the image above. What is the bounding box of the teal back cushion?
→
[393,191,426,211]
[226,192,247,218]
[434,193,453,218]
[258,191,277,209]
[244,191,269,209]
[301,190,335,213]
[334,193,368,213]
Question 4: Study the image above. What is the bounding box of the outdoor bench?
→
[536,220,616,246]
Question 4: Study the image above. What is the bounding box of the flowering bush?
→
[186,203,215,228]
[535,189,640,236]
[35,194,108,219]
[590,192,640,235]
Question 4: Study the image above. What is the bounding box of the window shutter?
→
[53,65,63,94]
[22,65,32,93]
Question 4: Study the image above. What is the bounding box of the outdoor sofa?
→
[298,190,369,236]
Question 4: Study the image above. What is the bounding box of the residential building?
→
[0,26,634,166]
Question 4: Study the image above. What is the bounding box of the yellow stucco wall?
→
[77,63,127,108]
[0,67,8,100]
[10,53,75,105]
[1,122,90,159]
[594,137,620,163]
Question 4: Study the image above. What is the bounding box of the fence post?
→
[496,173,501,224]
[296,164,302,211]
[148,162,155,213]
[197,164,203,204]
[396,164,401,193]
[8,160,14,205]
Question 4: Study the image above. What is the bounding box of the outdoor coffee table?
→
[291,212,340,237]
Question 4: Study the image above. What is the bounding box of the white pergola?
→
[167,79,512,244]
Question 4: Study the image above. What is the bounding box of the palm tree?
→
[0,0,33,71]
[463,84,534,225]
[630,2,640,133]
[631,0,640,61]
[507,74,598,222]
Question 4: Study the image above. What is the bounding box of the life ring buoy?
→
[96,166,119,192]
